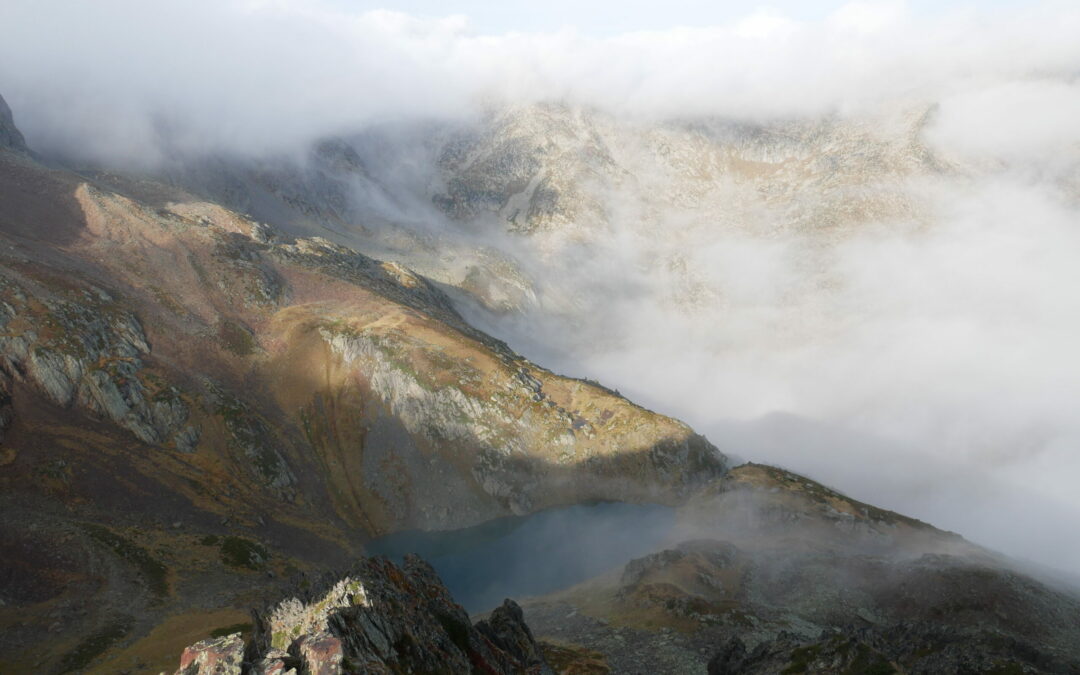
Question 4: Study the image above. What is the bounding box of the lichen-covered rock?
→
[175,632,245,675]
[168,555,554,674]
[290,632,343,675]
[250,648,297,675]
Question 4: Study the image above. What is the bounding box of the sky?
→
[4,0,1079,164]
[326,0,1040,35]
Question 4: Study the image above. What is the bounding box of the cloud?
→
[464,166,1080,570]
[3,0,1080,164]
[927,80,1080,164]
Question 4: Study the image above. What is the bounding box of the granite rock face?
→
[173,554,553,675]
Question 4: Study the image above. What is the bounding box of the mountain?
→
[2,92,1080,675]
[0,102,723,673]
[433,103,941,236]
[144,102,954,322]
[521,465,1080,674]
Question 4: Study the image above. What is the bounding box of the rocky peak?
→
[432,102,942,239]
[172,554,553,674]
[0,93,27,153]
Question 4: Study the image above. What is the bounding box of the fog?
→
[3,1,1080,572]
[4,1,1080,163]
[454,166,1080,571]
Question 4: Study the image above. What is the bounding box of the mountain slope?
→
[0,116,725,673]
[520,465,1080,674]
[4,94,1080,675]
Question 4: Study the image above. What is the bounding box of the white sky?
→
[326,0,1041,34]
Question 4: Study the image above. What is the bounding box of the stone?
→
[174,633,244,675]
[171,555,554,675]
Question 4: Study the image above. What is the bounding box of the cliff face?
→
[0,112,725,673]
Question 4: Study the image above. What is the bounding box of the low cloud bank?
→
[3,1,1080,164]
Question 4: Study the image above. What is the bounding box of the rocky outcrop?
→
[475,600,552,672]
[435,103,620,234]
[0,273,195,450]
[173,555,553,675]
[176,633,245,675]
[0,93,26,153]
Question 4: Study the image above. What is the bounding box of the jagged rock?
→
[475,599,553,673]
[167,555,554,674]
[174,632,244,675]
[289,632,342,675]
[251,648,297,675]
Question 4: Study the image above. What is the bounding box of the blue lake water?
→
[366,502,675,612]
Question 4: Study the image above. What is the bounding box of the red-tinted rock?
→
[292,631,343,675]
[172,555,553,675]
[175,632,244,675]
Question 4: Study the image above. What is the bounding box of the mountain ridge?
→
[2,94,1080,674]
